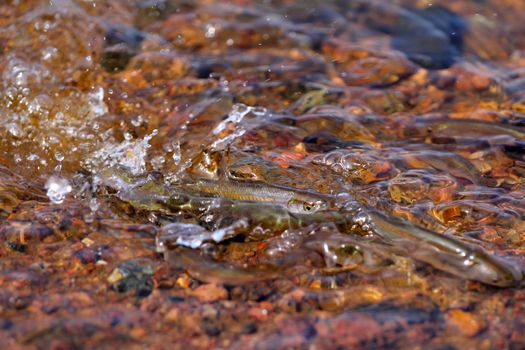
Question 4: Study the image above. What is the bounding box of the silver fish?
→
[366,210,522,287]
[405,117,525,141]
[179,178,332,214]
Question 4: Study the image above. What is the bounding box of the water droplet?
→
[41,47,58,61]
[151,155,166,170]
[27,153,39,161]
[205,24,216,38]
[54,151,65,162]
[131,115,145,127]
[45,176,72,204]
[172,141,181,165]
[89,198,99,211]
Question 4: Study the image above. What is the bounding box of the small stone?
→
[130,326,146,338]
[107,268,124,284]
[248,306,269,321]
[202,304,218,319]
[201,320,221,337]
[315,314,382,348]
[81,238,95,247]
[107,259,155,297]
[193,284,228,302]
[176,273,191,289]
[164,308,180,322]
[446,309,483,337]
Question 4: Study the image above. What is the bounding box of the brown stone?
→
[164,307,180,323]
[446,309,483,337]
[193,284,228,303]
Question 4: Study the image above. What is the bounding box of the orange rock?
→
[130,326,147,338]
[193,284,228,302]
[176,273,191,289]
[259,301,273,312]
[248,306,269,321]
[164,307,180,322]
[446,309,483,337]
[428,185,456,203]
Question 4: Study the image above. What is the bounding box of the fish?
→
[112,170,522,287]
[164,197,356,239]
[121,182,355,237]
[405,117,525,141]
[168,246,280,285]
[164,246,321,285]
[115,174,354,230]
[366,210,523,287]
[204,201,355,233]
[400,150,488,186]
[178,178,333,214]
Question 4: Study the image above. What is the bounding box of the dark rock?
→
[101,25,147,72]
[108,259,155,298]
[342,1,466,69]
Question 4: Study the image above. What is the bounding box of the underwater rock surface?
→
[1,0,525,349]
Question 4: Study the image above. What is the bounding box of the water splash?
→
[157,220,248,251]
[45,176,72,204]
[210,103,267,151]
[86,130,158,176]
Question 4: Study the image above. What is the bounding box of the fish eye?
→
[303,202,314,211]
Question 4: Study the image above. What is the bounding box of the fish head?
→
[286,194,328,214]
[465,250,523,287]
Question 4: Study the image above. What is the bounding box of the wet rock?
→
[415,6,466,51]
[107,259,155,297]
[192,283,228,302]
[303,131,349,152]
[21,319,138,349]
[9,294,35,310]
[135,0,196,28]
[101,25,147,72]
[315,314,383,348]
[1,221,54,252]
[446,309,483,337]
[1,1,525,349]
[388,172,429,204]
[164,307,180,322]
[362,90,407,114]
[201,319,222,337]
[72,242,111,265]
[396,5,466,69]
[344,1,465,69]
[240,322,258,334]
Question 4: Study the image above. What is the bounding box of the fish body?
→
[165,247,281,285]
[367,210,522,287]
[180,178,333,214]
[112,170,521,287]
[405,118,525,141]
[198,200,355,237]
[159,196,356,242]
[402,150,486,185]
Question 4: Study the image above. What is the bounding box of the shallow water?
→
[1,0,525,348]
